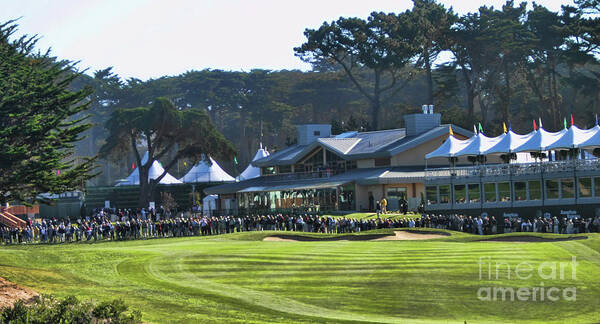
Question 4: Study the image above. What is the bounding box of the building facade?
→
[205,108,471,215]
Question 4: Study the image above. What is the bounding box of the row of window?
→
[425,177,600,205]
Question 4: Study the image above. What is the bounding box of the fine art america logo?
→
[477,256,577,302]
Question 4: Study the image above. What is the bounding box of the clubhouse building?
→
[205,106,472,214]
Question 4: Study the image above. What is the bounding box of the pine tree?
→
[0,20,96,204]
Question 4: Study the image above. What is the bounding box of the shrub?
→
[0,295,142,324]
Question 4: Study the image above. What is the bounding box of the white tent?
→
[238,147,269,181]
[511,128,566,153]
[202,194,218,216]
[485,130,536,155]
[116,152,182,186]
[180,156,235,183]
[546,125,600,150]
[580,125,600,149]
[425,135,474,159]
[453,133,503,157]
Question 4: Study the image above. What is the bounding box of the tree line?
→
[4,0,600,203]
[74,0,600,186]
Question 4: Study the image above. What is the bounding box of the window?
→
[546,179,559,199]
[468,184,480,203]
[262,166,276,175]
[514,182,527,201]
[561,178,575,198]
[439,185,450,204]
[425,186,438,205]
[278,165,292,173]
[498,182,511,202]
[595,177,600,197]
[484,183,497,203]
[314,131,321,136]
[578,178,592,198]
[374,157,391,167]
[529,180,541,200]
[454,184,466,204]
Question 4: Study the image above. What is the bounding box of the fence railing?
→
[425,158,600,180]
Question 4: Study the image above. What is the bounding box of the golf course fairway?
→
[0,229,598,323]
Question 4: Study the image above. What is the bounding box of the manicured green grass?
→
[0,230,598,323]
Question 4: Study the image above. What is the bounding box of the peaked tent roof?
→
[425,135,474,159]
[579,125,600,149]
[486,130,536,155]
[238,148,270,181]
[180,157,235,183]
[546,125,600,150]
[116,152,182,186]
[513,128,567,152]
[453,132,504,157]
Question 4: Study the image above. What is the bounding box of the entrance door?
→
[386,187,407,212]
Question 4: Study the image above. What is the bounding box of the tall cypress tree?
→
[0,21,96,204]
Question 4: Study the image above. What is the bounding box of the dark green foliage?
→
[100,97,236,207]
[1,295,141,324]
[0,21,96,203]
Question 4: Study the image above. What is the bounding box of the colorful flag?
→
[564,118,567,129]
[478,123,483,133]
[473,125,477,134]
[449,125,454,136]
[571,114,574,126]
[233,156,238,165]
[183,161,187,167]
[57,169,61,175]
[503,122,507,133]
[539,117,543,129]
[533,120,537,131]
[132,162,135,170]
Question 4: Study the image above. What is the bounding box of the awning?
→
[237,181,348,193]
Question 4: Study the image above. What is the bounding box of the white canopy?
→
[513,128,567,153]
[238,148,269,181]
[546,125,600,150]
[579,125,600,149]
[486,130,536,155]
[427,124,600,160]
[425,135,474,159]
[116,152,182,186]
[453,133,503,157]
[180,156,235,183]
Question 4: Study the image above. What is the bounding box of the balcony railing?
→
[425,158,600,180]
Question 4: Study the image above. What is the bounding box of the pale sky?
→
[1,0,573,80]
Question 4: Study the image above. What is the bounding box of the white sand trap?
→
[262,236,299,242]
[263,231,448,242]
[374,231,447,241]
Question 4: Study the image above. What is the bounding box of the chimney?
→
[296,124,331,145]
[404,104,441,136]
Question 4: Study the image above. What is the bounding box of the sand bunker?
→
[263,230,448,242]
[373,231,449,241]
[0,277,39,309]
[483,235,588,243]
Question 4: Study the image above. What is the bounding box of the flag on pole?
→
[233,156,238,165]
[183,161,187,167]
[449,125,454,136]
[132,162,135,170]
[503,122,507,133]
[564,118,567,129]
[478,123,483,133]
[570,114,574,126]
[57,169,61,175]
[539,117,543,129]
[473,125,477,134]
[533,120,537,131]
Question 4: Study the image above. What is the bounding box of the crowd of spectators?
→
[1,208,599,245]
